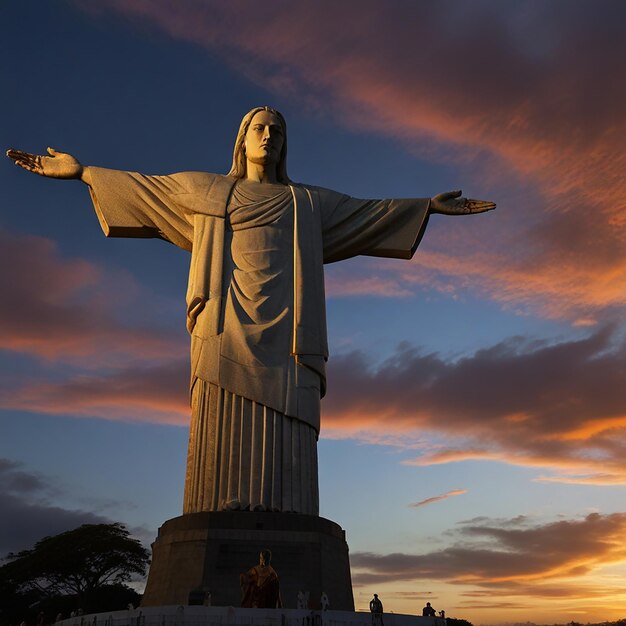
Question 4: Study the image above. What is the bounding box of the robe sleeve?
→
[316,186,431,263]
[87,167,222,251]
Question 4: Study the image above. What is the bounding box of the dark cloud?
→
[351,512,626,596]
[323,326,626,483]
[0,458,48,494]
[0,492,108,558]
[383,592,440,600]
[457,515,529,528]
[5,321,625,488]
[0,459,110,556]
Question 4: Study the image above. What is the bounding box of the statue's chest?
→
[229,208,293,275]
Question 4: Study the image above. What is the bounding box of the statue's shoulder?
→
[171,171,228,189]
[164,172,235,217]
[291,182,347,206]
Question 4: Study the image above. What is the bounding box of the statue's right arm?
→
[6,147,200,250]
[6,148,95,185]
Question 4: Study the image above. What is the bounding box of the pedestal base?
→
[141,512,354,610]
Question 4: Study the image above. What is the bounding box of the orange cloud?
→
[75,0,626,322]
[351,512,626,590]
[0,230,192,425]
[0,360,189,425]
[409,489,467,508]
[4,227,624,487]
[321,326,626,483]
[0,230,185,364]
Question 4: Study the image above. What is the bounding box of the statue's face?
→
[244,111,284,167]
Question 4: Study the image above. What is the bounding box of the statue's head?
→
[259,548,272,566]
[228,106,290,183]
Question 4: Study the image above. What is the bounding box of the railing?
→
[56,607,445,626]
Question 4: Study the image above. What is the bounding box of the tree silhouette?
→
[1,523,149,609]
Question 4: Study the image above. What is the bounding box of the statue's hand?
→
[6,147,83,179]
[430,190,496,215]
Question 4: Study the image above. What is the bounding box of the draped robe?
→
[240,563,281,609]
[87,167,430,515]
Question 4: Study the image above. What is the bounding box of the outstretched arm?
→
[430,189,496,215]
[6,148,93,185]
[319,186,495,264]
[6,147,201,251]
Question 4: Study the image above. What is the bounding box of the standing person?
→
[370,593,384,626]
[7,107,495,516]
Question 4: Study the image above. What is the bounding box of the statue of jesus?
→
[7,106,495,517]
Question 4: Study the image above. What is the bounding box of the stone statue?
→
[297,590,310,609]
[240,549,281,608]
[6,106,495,516]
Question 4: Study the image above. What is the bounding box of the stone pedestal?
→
[141,511,354,610]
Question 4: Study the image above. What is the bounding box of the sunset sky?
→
[2,1,626,623]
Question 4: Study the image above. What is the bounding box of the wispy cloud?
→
[6,312,625,487]
[76,0,626,322]
[5,4,626,489]
[0,360,189,425]
[0,230,190,424]
[351,512,626,593]
[0,229,184,364]
[409,489,467,509]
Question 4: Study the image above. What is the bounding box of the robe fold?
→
[87,167,430,514]
[240,563,281,609]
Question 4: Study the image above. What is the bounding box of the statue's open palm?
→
[6,148,83,179]
[430,190,496,215]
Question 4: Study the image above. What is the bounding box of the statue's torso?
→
[222,180,294,370]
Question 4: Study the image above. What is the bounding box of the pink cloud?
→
[0,230,184,364]
[74,0,626,321]
[325,262,414,298]
[3,235,623,487]
[0,360,189,425]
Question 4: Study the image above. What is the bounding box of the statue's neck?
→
[245,160,278,184]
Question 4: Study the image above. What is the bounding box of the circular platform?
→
[141,511,354,609]
[56,606,446,626]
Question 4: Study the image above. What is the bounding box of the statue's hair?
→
[261,548,272,564]
[227,106,290,183]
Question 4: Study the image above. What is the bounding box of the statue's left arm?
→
[318,187,495,263]
[319,189,431,263]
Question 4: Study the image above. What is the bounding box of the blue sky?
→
[2,1,626,623]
